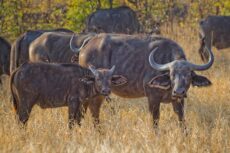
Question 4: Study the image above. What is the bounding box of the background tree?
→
[0,0,229,41]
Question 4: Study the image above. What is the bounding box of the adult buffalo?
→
[0,36,11,75]
[199,15,230,62]
[85,6,140,34]
[70,33,214,129]
[10,28,73,74]
[28,32,94,64]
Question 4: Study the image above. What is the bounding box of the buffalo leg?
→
[145,87,161,129]
[88,96,104,127]
[0,69,2,84]
[75,101,89,126]
[198,37,206,61]
[68,98,81,129]
[17,101,33,125]
[148,101,160,129]
[172,100,187,132]
[199,34,212,62]
[147,95,161,128]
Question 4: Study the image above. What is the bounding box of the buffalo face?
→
[82,65,128,97]
[170,61,192,99]
[89,65,115,96]
[169,62,211,99]
[148,46,214,100]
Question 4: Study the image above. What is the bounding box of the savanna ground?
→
[0,25,230,153]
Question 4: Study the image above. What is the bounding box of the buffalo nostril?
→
[102,89,110,95]
[178,89,185,95]
[173,90,177,95]
[173,88,186,97]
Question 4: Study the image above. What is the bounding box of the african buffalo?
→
[85,6,140,34]
[0,36,11,75]
[28,32,94,64]
[70,33,213,129]
[10,62,126,128]
[199,15,230,62]
[10,28,73,74]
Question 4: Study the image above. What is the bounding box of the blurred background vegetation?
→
[0,0,230,41]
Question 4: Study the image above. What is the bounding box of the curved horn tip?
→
[109,65,116,74]
[88,64,98,75]
[110,65,115,71]
[190,45,214,71]
[69,34,80,53]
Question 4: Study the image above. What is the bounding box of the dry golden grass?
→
[0,25,230,153]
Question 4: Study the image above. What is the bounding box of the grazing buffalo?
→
[10,29,73,74]
[28,32,94,64]
[10,62,126,128]
[70,33,213,129]
[85,6,140,34]
[0,36,11,75]
[199,15,230,62]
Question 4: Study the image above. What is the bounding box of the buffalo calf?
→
[10,62,125,128]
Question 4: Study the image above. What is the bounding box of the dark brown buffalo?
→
[0,36,11,75]
[10,29,73,74]
[70,33,213,129]
[10,62,126,128]
[28,32,94,64]
[85,6,140,34]
[199,15,230,62]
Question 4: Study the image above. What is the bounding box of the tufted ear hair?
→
[147,73,171,90]
[111,75,128,86]
[79,76,95,85]
[71,54,79,63]
[192,72,212,87]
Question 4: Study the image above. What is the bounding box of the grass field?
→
[0,26,229,153]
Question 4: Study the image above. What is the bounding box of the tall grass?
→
[0,25,229,153]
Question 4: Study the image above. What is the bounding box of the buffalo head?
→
[148,46,214,100]
[80,65,128,96]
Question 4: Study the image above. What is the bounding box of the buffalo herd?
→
[0,5,229,131]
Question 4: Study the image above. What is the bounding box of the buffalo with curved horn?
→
[70,33,213,130]
[149,46,213,100]
[10,28,74,74]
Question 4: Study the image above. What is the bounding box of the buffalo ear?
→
[71,54,79,63]
[79,76,95,85]
[147,73,171,90]
[111,75,128,86]
[192,73,212,87]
